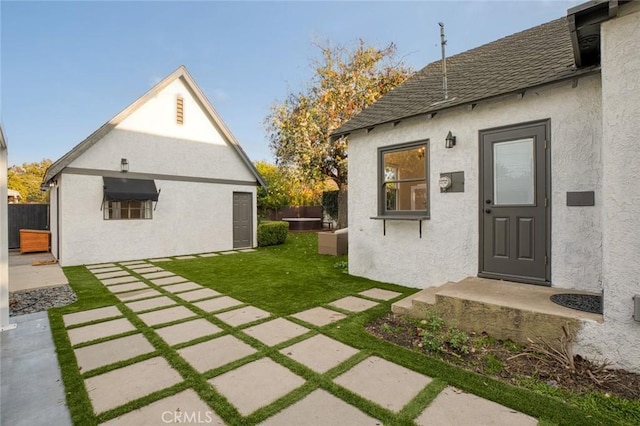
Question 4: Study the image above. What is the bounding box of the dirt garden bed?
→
[367,313,640,401]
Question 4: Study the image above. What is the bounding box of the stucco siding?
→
[49,186,59,259]
[68,129,255,182]
[0,137,10,329]
[576,3,640,372]
[69,78,254,182]
[348,74,603,291]
[58,173,256,266]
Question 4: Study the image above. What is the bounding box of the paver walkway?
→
[58,256,538,425]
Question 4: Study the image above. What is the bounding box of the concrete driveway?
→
[9,251,68,292]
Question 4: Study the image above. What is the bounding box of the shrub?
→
[258,221,289,247]
[333,261,348,270]
[322,190,339,220]
[417,310,470,356]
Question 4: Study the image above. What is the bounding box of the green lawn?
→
[48,232,630,425]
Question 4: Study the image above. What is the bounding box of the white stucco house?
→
[333,1,639,371]
[1,126,16,331]
[42,66,265,267]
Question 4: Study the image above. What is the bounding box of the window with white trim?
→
[378,141,429,217]
[103,200,153,220]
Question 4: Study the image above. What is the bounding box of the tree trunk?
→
[337,184,348,229]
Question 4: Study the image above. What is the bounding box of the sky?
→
[1,0,581,166]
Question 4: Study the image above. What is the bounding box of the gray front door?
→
[233,192,252,249]
[479,121,550,285]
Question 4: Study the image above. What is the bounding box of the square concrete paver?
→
[175,255,197,260]
[128,266,162,273]
[178,334,256,373]
[358,288,402,301]
[138,306,197,327]
[238,249,257,253]
[198,253,219,257]
[125,296,176,313]
[89,267,122,274]
[101,389,225,426]
[177,288,221,302]
[151,276,188,286]
[86,263,117,270]
[63,306,122,327]
[141,271,175,279]
[156,318,223,346]
[115,288,162,302]
[210,357,304,416]
[119,260,147,266]
[68,318,136,346]
[85,357,182,414]
[106,281,148,293]
[280,334,358,373]
[94,270,131,280]
[162,282,202,294]
[415,387,538,426]
[102,276,140,286]
[329,296,379,313]
[74,333,155,372]
[193,296,243,312]
[291,307,347,327]
[149,258,172,262]
[214,306,271,327]
[243,318,309,346]
[334,356,432,412]
[261,389,380,426]
[220,251,238,255]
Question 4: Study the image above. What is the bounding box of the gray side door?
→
[233,192,252,249]
[479,121,550,285]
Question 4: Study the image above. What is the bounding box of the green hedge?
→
[258,221,289,246]
[322,190,339,220]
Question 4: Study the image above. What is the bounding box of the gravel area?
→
[9,285,78,316]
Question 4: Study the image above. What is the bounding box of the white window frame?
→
[103,200,153,220]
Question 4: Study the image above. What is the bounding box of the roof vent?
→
[176,96,184,125]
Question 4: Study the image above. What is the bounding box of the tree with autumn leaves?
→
[8,159,52,203]
[266,41,412,228]
[255,161,329,218]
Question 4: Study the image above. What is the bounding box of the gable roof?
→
[43,66,265,187]
[333,17,598,136]
[0,125,6,151]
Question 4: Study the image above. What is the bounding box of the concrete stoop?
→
[391,277,603,348]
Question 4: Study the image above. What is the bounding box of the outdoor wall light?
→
[445,131,456,149]
[120,158,129,173]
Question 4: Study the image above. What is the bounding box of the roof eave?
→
[331,67,601,138]
[0,125,6,151]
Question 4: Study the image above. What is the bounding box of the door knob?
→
[485,199,492,204]
[485,209,492,214]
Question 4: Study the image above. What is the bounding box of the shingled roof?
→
[333,17,595,136]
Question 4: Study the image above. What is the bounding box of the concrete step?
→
[390,295,414,315]
[435,277,603,348]
[391,276,604,349]
[391,281,457,317]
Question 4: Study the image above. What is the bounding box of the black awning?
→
[103,177,159,201]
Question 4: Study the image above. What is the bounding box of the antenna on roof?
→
[438,22,448,100]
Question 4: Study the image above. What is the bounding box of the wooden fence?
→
[8,204,49,249]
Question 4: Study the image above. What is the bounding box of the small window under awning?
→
[103,177,159,201]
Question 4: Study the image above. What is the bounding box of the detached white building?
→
[334,1,640,371]
[43,66,264,266]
